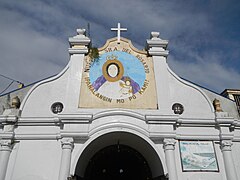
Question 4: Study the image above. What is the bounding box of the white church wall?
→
[173,141,184,180]
[20,69,69,117]
[70,143,86,176]
[148,124,175,136]
[62,54,85,113]
[168,67,214,118]
[88,115,148,135]
[13,126,60,141]
[176,126,219,140]
[232,142,240,179]
[20,53,87,118]
[181,172,226,180]
[154,143,167,177]
[214,143,228,180]
[6,140,61,180]
[150,55,171,113]
[5,143,20,180]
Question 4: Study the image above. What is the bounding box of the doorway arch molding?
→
[71,124,167,178]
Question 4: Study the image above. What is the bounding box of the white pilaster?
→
[220,140,238,180]
[66,28,90,111]
[0,140,13,180]
[58,138,74,180]
[146,32,171,113]
[163,138,178,180]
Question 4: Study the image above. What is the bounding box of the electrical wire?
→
[0,73,25,95]
[0,80,14,95]
[0,73,23,84]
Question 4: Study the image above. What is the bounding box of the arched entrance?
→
[85,144,152,180]
[74,132,166,180]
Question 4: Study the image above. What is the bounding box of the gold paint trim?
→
[102,59,124,82]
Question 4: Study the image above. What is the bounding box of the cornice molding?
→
[68,48,89,55]
[14,110,240,129]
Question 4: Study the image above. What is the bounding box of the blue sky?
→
[0,0,239,94]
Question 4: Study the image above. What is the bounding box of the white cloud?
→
[0,0,239,94]
[168,54,240,93]
[0,6,68,92]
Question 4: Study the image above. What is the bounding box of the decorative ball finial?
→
[77,29,86,36]
[150,32,160,40]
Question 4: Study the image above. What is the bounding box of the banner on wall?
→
[179,141,219,171]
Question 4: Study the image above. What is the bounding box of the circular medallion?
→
[102,59,124,82]
[89,51,146,99]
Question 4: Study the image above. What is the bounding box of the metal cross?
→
[111,23,127,43]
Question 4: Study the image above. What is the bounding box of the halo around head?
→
[102,55,124,82]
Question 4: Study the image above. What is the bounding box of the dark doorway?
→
[82,144,152,180]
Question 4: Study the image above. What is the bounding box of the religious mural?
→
[90,51,144,99]
[79,38,157,109]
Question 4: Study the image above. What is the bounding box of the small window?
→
[233,94,240,116]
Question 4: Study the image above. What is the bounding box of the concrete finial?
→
[77,29,86,36]
[213,99,223,112]
[11,96,21,109]
[150,32,160,40]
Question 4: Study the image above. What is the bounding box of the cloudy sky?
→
[0,0,240,95]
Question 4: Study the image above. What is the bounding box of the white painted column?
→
[163,138,178,180]
[146,32,171,113]
[221,140,238,180]
[66,28,90,112]
[58,138,74,180]
[0,140,12,180]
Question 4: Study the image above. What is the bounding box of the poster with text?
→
[179,141,219,171]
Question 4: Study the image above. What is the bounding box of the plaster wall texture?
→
[20,53,85,117]
[5,140,61,180]
[232,142,240,179]
[167,69,214,118]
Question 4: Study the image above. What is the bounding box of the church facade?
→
[0,25,240,180]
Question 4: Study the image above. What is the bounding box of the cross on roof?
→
[111,23,127,43]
